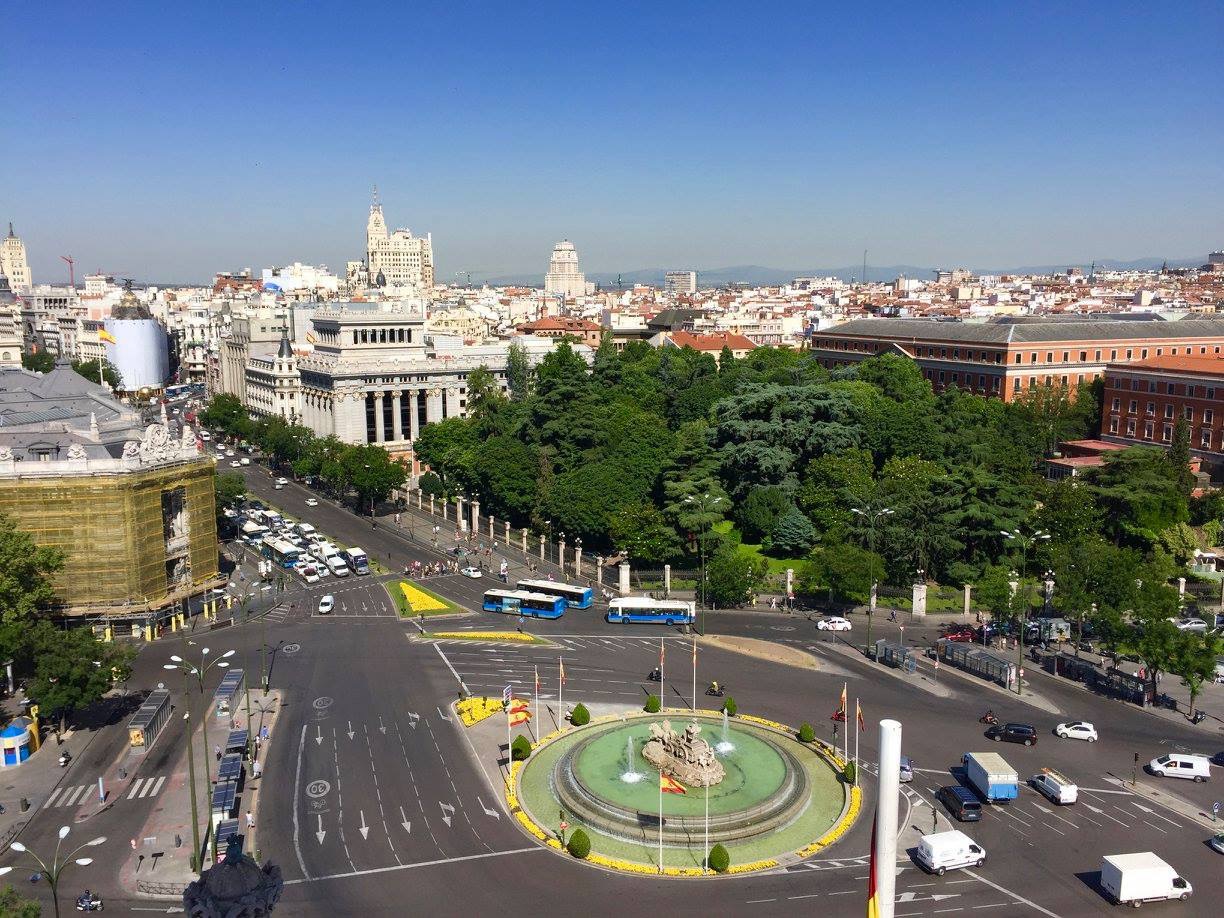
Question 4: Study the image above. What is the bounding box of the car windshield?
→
[1155,755,1170,764]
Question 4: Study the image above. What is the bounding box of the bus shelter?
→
[213,669,245,720]
[127,688,171,753]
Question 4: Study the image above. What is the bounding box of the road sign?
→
[502,684,512,704]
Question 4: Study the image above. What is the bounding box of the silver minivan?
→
[1148,753,1210,782]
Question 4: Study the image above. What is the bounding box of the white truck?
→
[1100,852,1192,907]
[915,830,986,875]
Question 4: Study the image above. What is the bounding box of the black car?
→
[984,722,1038,746]
[935,785,982,822]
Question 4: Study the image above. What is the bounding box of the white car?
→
[275,477,289,485]
[229,460,241,468]
[816,616,852,632]
[460,566,483,579]
[318,594,335,615]
[1174,618,1209,633]
[302,565,321,584]
[1210,833,1224,855]
[240,457,250,466]
[305,498,319,507]
[1054,721,1098,742]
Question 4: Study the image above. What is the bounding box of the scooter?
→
[704,685,726,698]
[647,669,662,682]
[978,712,999,726]
[75,894,103,911]
[58,752,72,768]
[1190,710,1207,725]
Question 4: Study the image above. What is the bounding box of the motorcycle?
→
[75,894,103,911]
[978,712,999,725]
[58,752,72,767]
[704,685,726,698]
[1190,710,1207,725]
[647,669,662,682]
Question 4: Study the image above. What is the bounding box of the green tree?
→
[592,332,623,389]
[510,734,532,761]
[200,393,250,437]
[71,358,121,389]
[412,417,480,495]
[470,435,539,523]
[705,545,766,607]
[345,444,407,516]
[566,828,591,859]
[734,486,791,543]
[1170,631,1223,717]
[0,883,40,918]
[708,843,730,873]
[805,540,880,603]
[1086,447,1189,546]
[26,624,135,734]
[569,702,590,726]
[607,502,681,564]
[0,514,64,623]
[465,365,508,431]
[20,350,54,373]
[975,563,1022,625]
[1167,417,1196,496]
[215,473,246,527]
[506,341,532,399]
[798,449,874,535]
[769,505,817,556]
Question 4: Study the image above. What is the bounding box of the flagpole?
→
[842,681,848,763]
[533,667,539,743]
[703,781,709,874]
[660,637,665,685]
[691,632,696,713]
[854,698,860,787]
[558,656,563,726]
[506,697,512,777]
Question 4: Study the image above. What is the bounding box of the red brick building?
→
[809,317,1224,402]
[515,316,603,348]
[1101,355,1224,476]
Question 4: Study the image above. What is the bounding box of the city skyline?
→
[7,1,1224,283]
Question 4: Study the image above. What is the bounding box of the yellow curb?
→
[432,631,539,643]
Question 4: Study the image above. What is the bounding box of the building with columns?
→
[1,224,31,292]
[295,302,579,469]
[364,194,435,290]
[544,240,588,300]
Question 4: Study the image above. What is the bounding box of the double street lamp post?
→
[684,492,726,635]
[851,506,894,654]
[1001,528,1050,695]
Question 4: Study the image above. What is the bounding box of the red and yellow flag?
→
[660,773,687,795]
[509,698,531,726]
[866,820,880,918]
[534,665,540,695]
[857,700,866,733]
[98,328,117,344]
[832,682,848,721]
[559,657,566,686]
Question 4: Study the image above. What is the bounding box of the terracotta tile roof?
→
[1109,355,1224,376]
[518,316,601,332]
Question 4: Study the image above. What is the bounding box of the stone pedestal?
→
[558,539,566,572]
[911,582,927,617]
[869,581,878,612]
[596,557,603,588]
[574,547,583,578]
[539,535,545,560]
[471,500,480,537]
[963,583,972,617]
[664,564,672,597]
[618,562,631,597]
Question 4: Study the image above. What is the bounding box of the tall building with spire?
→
[363,188,435,290]
[544,240,587,300]
[1,223,32,292]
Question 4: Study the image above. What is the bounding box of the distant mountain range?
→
[477,256,1206,289]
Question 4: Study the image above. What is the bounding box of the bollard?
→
[20,797,29,812]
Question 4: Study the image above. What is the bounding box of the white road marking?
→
[144,776,166,798]
[283,846,547,886]
[477,796,500,819]
[292,723,311,880]
[43,787,63,808]
[316,814,326,844]
[128,778,148,799]
[963,869,1061,917]
[1131,802,1181,827]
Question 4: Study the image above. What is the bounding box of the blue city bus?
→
[515,579,594,610]
[605,597,695,625]
[482,589,566,619]
[260,537,301,568]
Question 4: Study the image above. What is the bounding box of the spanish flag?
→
[660,773,687,795]
[509,698,531,726]
[98,329,117,344]
[857,700,866,733]
[559,657,566,686]
[306,331,317,344]
[832,681,847,722]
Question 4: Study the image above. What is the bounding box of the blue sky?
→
[6,1,1223,283]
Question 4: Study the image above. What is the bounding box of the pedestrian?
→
[932,805,938,834]
[253,760,262,779]
[246,810,255,829]
[215,745,221,761]
[260,724,269,741]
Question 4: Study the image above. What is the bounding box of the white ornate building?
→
[1,223,32,292]
[244,331,301,421]
[363,194,434,290]
[544,240,587,300]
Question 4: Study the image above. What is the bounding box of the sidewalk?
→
[119,688,283,899]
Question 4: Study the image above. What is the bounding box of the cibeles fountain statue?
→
[642,720,726,787]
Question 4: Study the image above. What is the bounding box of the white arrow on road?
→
[399,805,412,833]
[315,725,324,746]
[1132,802,1155,813]
[347,721,356,740]
[897,892,959,903]
[439,802,455,827]
[477,796,501,820]
[1031,801,1052,814]
[1081,802,1104,814]
[406,712,419,729]
[436,706,451,722]
[315,814,326,844]
[378,716,387,735]
[358,810,370,840]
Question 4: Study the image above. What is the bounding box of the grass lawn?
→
[714,522,807,577]
[385,580,464,617]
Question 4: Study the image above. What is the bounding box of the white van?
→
[326,555,350,577]
[915,830,986,875]
[1148,753,1210,783]
[1029,768,1077,804]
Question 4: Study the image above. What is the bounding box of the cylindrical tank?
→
[105,318,170,390]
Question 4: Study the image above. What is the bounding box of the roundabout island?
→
[511,709,858,875]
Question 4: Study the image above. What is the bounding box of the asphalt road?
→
[5,458,1223,915]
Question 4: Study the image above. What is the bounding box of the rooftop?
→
[822,317,1224,345]
[1107,355,1224,377]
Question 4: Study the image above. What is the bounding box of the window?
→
[1141,349,1148,359]
[1030,352,1038,363]
[1201,429,1212,449]
[1205,409,1214,424]
[1162,425,1172,443]
[1128,399,1137,413]
[1184,406,1194,421]
[1187,385,1196,398]
[1109,418,1119,433]
[952,348,959,359]
[1029,378,1038,389]
[1165,405,1174,419]
[1014,353,1022,364]
[1209,387,1217,399]
[1146,402,1155,416]
[1079,351,1087,361]
[1111,350,1117,360]
[1095,349,1102,361]
[1144,421,1153,440]
[1149,380,1156,393]
[1157,348,1163,356]
[1126,349,1133,359]
[1062,351,1069,362]
[1126,419,1136,436]
[1046,352,1054,363]
[1013,377,1021,392]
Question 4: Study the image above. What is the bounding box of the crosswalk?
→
[43,775,166,809]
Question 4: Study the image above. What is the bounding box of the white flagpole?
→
[660,636,665,685]
[558,656,563,725]
[506,699,512,775]
[691,633,696,713]
[854,698,860,786]
[533,667,539,743]
[842,681,848,762]
[658,776,664,873]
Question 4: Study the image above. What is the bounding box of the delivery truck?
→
[1100,852,1192,907]
[962,751,1019,803]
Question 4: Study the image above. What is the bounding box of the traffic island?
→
[507,708,858,876]
[387,580,464,617]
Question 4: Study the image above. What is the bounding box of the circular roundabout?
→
[512,711,858,875]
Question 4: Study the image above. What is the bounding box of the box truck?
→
[1100,852,1192,906]
[962,751,1019,803]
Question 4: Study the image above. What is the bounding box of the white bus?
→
[605,597,695,625]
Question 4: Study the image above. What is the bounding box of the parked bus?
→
[342,547,370,575]
[261,537,300,568]
[605,597,695,625]
[515,579,594,609]
[482,589,566,619]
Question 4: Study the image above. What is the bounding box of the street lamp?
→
[683,492,726,634]
[2,827,106,918]
[1000,528,1050,695]
[165,646,235,787]
[851,506,894,654]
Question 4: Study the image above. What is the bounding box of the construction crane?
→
[61,255,75,290]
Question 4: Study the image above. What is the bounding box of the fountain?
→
[620,734,644,783]
[714,709,735,755]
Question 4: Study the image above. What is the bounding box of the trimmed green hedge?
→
[644,694,661,713]
[708,843,730,873]
[798,722,815,743]
[567,828,591,859]
[570,702,590,726]
[511,734,532,761]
